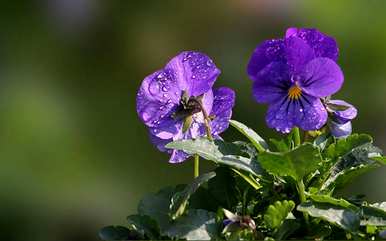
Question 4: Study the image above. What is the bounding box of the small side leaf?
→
[308,194,358,210]
[264,200,295,229]
[229,120,268,152]
[297,201,360,232]
[170,172,216,220]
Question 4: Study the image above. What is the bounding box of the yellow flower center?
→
[288,85,302,100]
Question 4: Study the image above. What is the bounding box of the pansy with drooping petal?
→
[247,27,344,133]
[136,51,235,163]
[326,99,357,138]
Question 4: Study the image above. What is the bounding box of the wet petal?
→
[166,51,220,96]
[149,118,181,139]
[149,133,169,152]
[136,69,181,127]
[294,95,328,131]
[247,39,286,81]
[150,132,190,163]
[210,87,236,135]
[285,27,339,61]
[328,99,357,124]
[285,36,315,74]
[299,57,344,98]
[252,62,291,104]
[169,150,189,163]
[265,97,295,133]
[329,121,352,138]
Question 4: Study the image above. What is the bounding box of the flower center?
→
[288,85,302,100]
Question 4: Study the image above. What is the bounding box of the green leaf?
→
[313,133,331,151]
[322,142,383,190]
[371,156,386,164]
[297,201,360,232]
[324,133,373,160]
[99,226,135,240]
[308,194,358,210]
[164,209,219,240]
[229,120,268,152]
[170,172,216,220]
[138,186,179,232]
[207,167,238,209]
[259,143,322,181]
[361,202,386,226]
[264,200,295,229]
[126,215,159,239]
[273,219,300,240]
[166,138,263,176]
[269,138,290,152]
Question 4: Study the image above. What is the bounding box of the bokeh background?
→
[1,1,386,240]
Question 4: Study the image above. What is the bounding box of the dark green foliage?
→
[101,123,386,240]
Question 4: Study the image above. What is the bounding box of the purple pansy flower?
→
[136,51,235,163]
[326,99,357,138]
[247,27,344,133]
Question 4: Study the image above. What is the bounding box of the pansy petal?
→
[150,118,181,139]
[169,150,189,163]
[294,95,327,131]
[300,57,343,98]
[328,99,357,124]
[329,121,352,138]
[285,36,315,74]
[149,133,169,152]
[136,70,181,127]
[265,97,295,133]
[285,27,338,61]
[166,51,220,97]
[247,39,286,81]
[210,87,236,135]
[252,61,291,104]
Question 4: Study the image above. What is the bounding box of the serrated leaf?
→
[170,172,216,220]
[229,120,268,152]
[264,200,295,229]
[361,202,386,226]
[126,215,159,239]
[99,226,135,240]
[297,201,360,232]
[164,209,219,240]
[166,138,263,176]
[322,142,383,190]
[324,133,372,160]
[259,143,322,181]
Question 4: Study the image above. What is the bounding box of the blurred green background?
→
[1,1,385,240]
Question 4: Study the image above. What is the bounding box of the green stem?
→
[194,154,199,178]
[296,179,309,225]
[193,99,213,141]
[293,127,301,147]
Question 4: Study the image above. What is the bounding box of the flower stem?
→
[293,127,301,147]
[296,179,309,225]
[194,99,213,141]
[194,154,199,178]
